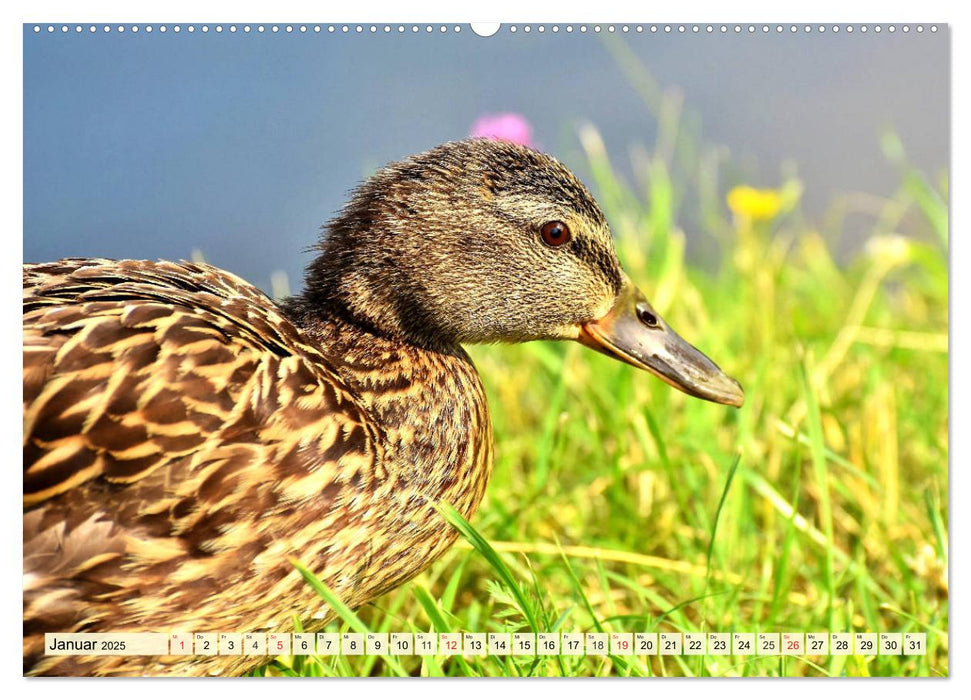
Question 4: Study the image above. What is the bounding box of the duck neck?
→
[283,295,493,518]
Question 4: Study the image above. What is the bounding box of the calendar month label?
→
[44,633,168,656]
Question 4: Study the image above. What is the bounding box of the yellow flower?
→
[726,185,783,222]
[865,234,912,268]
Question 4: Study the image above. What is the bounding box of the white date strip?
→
[44,631,928,657]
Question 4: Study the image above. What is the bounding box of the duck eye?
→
[540,220,572,247]
[636,304,660,328]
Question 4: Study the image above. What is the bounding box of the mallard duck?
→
[23,139,743,676]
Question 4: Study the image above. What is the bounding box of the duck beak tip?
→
[578,281,745,408]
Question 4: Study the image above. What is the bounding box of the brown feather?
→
[23,258,491,676]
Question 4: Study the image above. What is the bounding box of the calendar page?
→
[21,13,949,680]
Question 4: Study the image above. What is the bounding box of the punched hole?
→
[470,23,500,37]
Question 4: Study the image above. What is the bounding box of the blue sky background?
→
[24,25,949,294]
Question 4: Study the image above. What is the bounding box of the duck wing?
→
[23,259,382,674]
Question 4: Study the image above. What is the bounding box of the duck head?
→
[306,138,743,407]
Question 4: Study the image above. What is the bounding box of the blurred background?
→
[24,25,947,290]
[23,24,949,677]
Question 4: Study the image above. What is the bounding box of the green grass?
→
[254,57,947,678]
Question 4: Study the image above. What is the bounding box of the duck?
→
[22,138,743,676]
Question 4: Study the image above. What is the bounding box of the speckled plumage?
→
[24,257,491,676]
[23,139,740,676]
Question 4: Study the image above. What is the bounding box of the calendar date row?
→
[46,631,927,657]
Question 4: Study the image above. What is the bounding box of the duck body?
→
[23,139,742,677]
[23,258,491,675]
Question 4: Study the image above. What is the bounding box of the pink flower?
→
[469,113,534,147]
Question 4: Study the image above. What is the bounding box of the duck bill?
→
[577,281,745,407]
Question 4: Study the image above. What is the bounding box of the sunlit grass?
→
[254,59,947,677]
